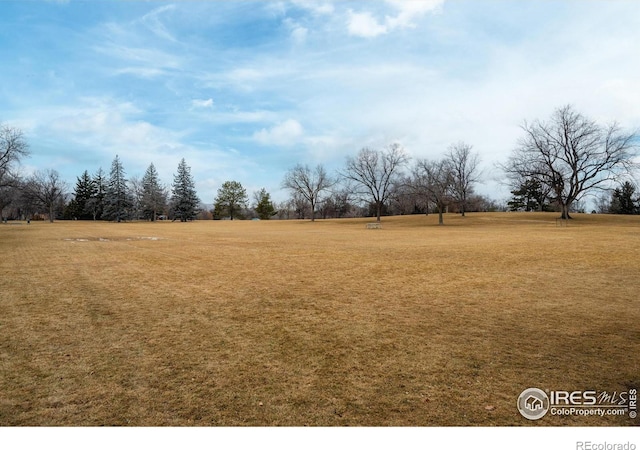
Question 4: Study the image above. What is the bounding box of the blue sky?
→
[2,0,639,204]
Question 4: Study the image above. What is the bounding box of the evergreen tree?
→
[64,198,80,220]
[170,158,199,221]
[609,181,638,215]
[103,155,133,222]
[254,188,276,220]
[88,167,107,220]
[508,178,550,212]
[214,181,248,220]
[70,170,97,220]
[141,163,167,221]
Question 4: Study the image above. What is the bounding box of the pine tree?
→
[508,178,550,212]
[89,167,107,220]
[170,158,199,222]
[609,181,638,215]
[103,155,133,222]
[70,170,97,220]
[254,188,276,220]
[128,175,144,220]
[214,181,248,220]
[141,163,167,221]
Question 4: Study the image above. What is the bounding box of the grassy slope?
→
[0,212,638,426]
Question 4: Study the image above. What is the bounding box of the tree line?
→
[0,149,201,222]
[65,156,201,222]
[1,104,638,223]
[281,141,483,224]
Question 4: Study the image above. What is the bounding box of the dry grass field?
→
[1,212,639,426]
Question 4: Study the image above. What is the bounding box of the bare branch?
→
[446,141,481,216]
[500,105,638,219]
[412,158,454,224]
[0,123,30,189]
[282,164,334,221]
[22,169,67,222]
[341,143,409,222]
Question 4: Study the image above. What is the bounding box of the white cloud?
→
[46,99,178,156]
[140,4,177,42]
[347,0,444,37]
[253,119,304,146]
[90,14,184,80]
[113,67,166,79]
[228,68,263,82]
[7,0,640,207]
[94,42,182,78]
[191,98,214,109]
[290,0,334,15]
[291,25,309,44]
[24,96,250,201]
[347,10,388,38]
[204,65,295,93]
[291,26,309,45]
[385,0,444,29]
[213,109,278,124]
[284,18,309,45]
[207,66,281,93]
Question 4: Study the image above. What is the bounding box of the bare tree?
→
[342,143,409,222]
[447,142,481,216]
[289,193,309,219]
[322,185,354,218]
[594,191,612,214]
[501,105,638,219]
[282,164,333,221]
[22,169,68,222]
[412,158,454,225]
[389,177,428,215]
[0,184,22,220]
[0,123,29,188]
[0,124,29,216]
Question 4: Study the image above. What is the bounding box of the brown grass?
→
[0,212,638,426]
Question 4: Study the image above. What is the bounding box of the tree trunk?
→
[376,201,382,222]
[560,202,572,220]
[438,205,444,225]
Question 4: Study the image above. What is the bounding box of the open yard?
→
[0,212,638,426]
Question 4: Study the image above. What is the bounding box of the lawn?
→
[0,212,638,426]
